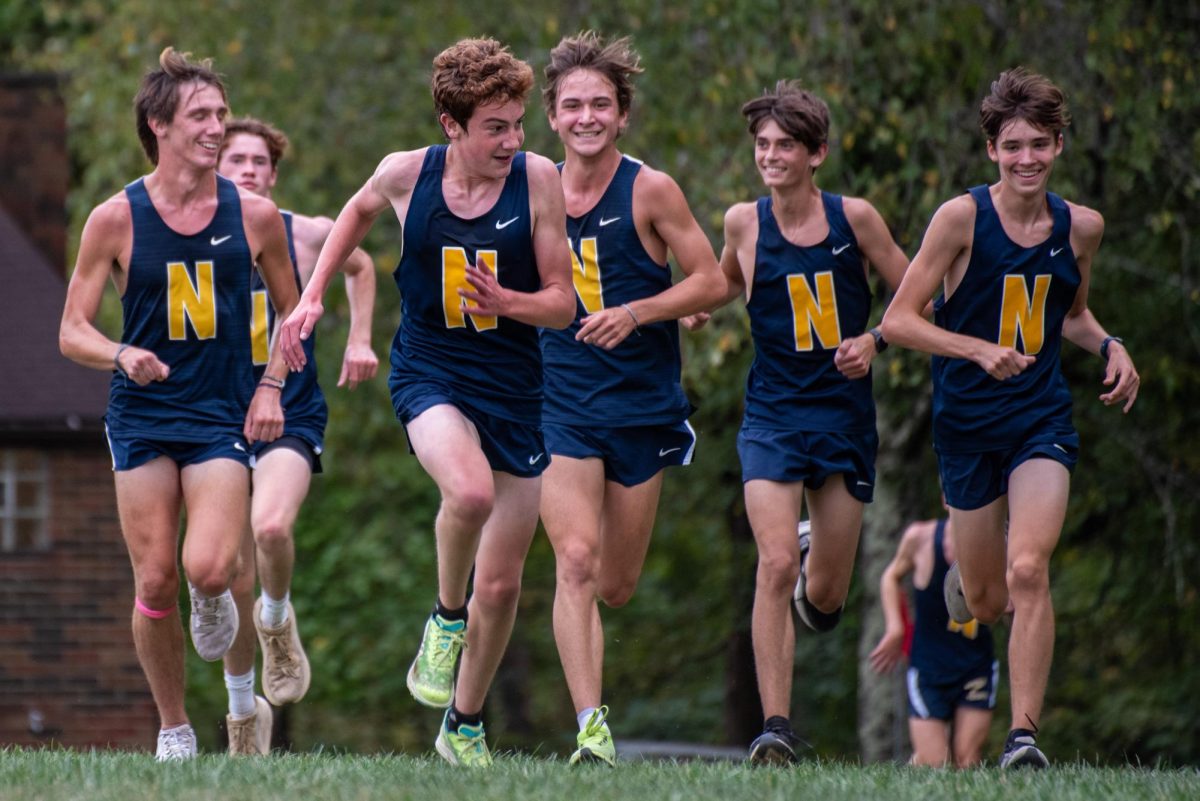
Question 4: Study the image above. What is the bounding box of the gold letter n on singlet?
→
[250,288,270,365]
[787,271,841,351]
[442,247,498,332]
[569,236,603,315]
[167,260,217,340]
[998,274,1051,355]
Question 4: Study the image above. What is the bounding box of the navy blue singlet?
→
[107,175,254,440]
[743,193,875,433]
[540,155,690,426]
[390,145,543,424]
[932,186,1080,453]
[249,211,327,442]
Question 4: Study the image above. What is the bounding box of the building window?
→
[1,449,50,551]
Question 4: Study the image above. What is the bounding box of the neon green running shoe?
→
[406,614,466,708]
[435,711,493,767]
[570,706,616,766]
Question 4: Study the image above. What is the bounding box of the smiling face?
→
[218,132,276,197]
[987,117,1063,197]
[753,118,827,190]
[549,68,627,160]
[444,97,526,179]
[150,80,227,171]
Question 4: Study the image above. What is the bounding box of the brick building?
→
[0,73,157,748]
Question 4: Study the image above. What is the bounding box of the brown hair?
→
[221,116,290,167]
[741,80,829,153]
[542,31,643,116]
[134,47,226,165]
[430,38,534,134]
[980,67,1071,142]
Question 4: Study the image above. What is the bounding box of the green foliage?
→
[12,0,1199,763]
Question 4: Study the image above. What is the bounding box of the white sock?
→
[577,707,597,731]
[224,669,256,719]
[259,591,289,628]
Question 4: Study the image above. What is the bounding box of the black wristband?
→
[1100,336,1123,360]
[114,343,130,378]
[869,327,888,353]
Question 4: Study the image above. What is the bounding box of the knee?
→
[442,485,494,530]
[803,574,847,614]
[556,541,599,591]
[964,584,1007,625]
[598,576,636,609]
[472,572,522,612]
[252,512,293,553]
[954,748,982,769]
[184,554,237,597]
[756,549,800,596]
[135,565,180,609]
[1006,556,1050,600]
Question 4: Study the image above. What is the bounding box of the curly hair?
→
[134,47,226,165]
[542,31,643,116]
[741,79,829,154]
[431,38,534,134]
[221,116,290,167]
[980,67,1071,142]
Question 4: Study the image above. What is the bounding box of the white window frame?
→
[1,449,50,551]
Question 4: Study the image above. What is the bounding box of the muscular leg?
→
[454,471,541,714]
[407,405,496,609]
[251,447,313,601]
[947,500,1008,625]
[745,479,804,719]
[908,718,951,766]
[179,458,249,597]
[541,456,607,713]
[1005,458,1068,732]
[801,479,864,614]
[115,457,185,727]
[951,706,994,768]
[596,472,664,609]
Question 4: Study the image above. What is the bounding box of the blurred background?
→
[1,0,1196,765]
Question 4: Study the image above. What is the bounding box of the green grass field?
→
[3,749,1197,801]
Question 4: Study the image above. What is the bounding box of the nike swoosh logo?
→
[831,243,851,256]
[233,442,246,452]
[599,216,621,227]
[658,447,681,457]
[856,480,873,487]
[528,452,544,465]
[1050,247,1064,257]
[211,235,232,246]
[496,217,520,230]
[1053,443,1067,453]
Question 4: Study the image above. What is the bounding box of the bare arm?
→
[1059,204,1139,412]
[868,524,922,674]
[682,203,756,332]
[280,151,410,367]
[242,193,300,443]
[59,199,171,384]
[458,153,575,329]
[834,198,911,379]
[575,168,725,349]
[293,214,379,390]
[336,246,378,389]
[881,196,1036,380]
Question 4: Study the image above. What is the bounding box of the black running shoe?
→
[748,727,808,766]
[999,730,1049,769]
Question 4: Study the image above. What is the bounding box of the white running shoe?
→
[156,724,197,761]
[189,583,239,661]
